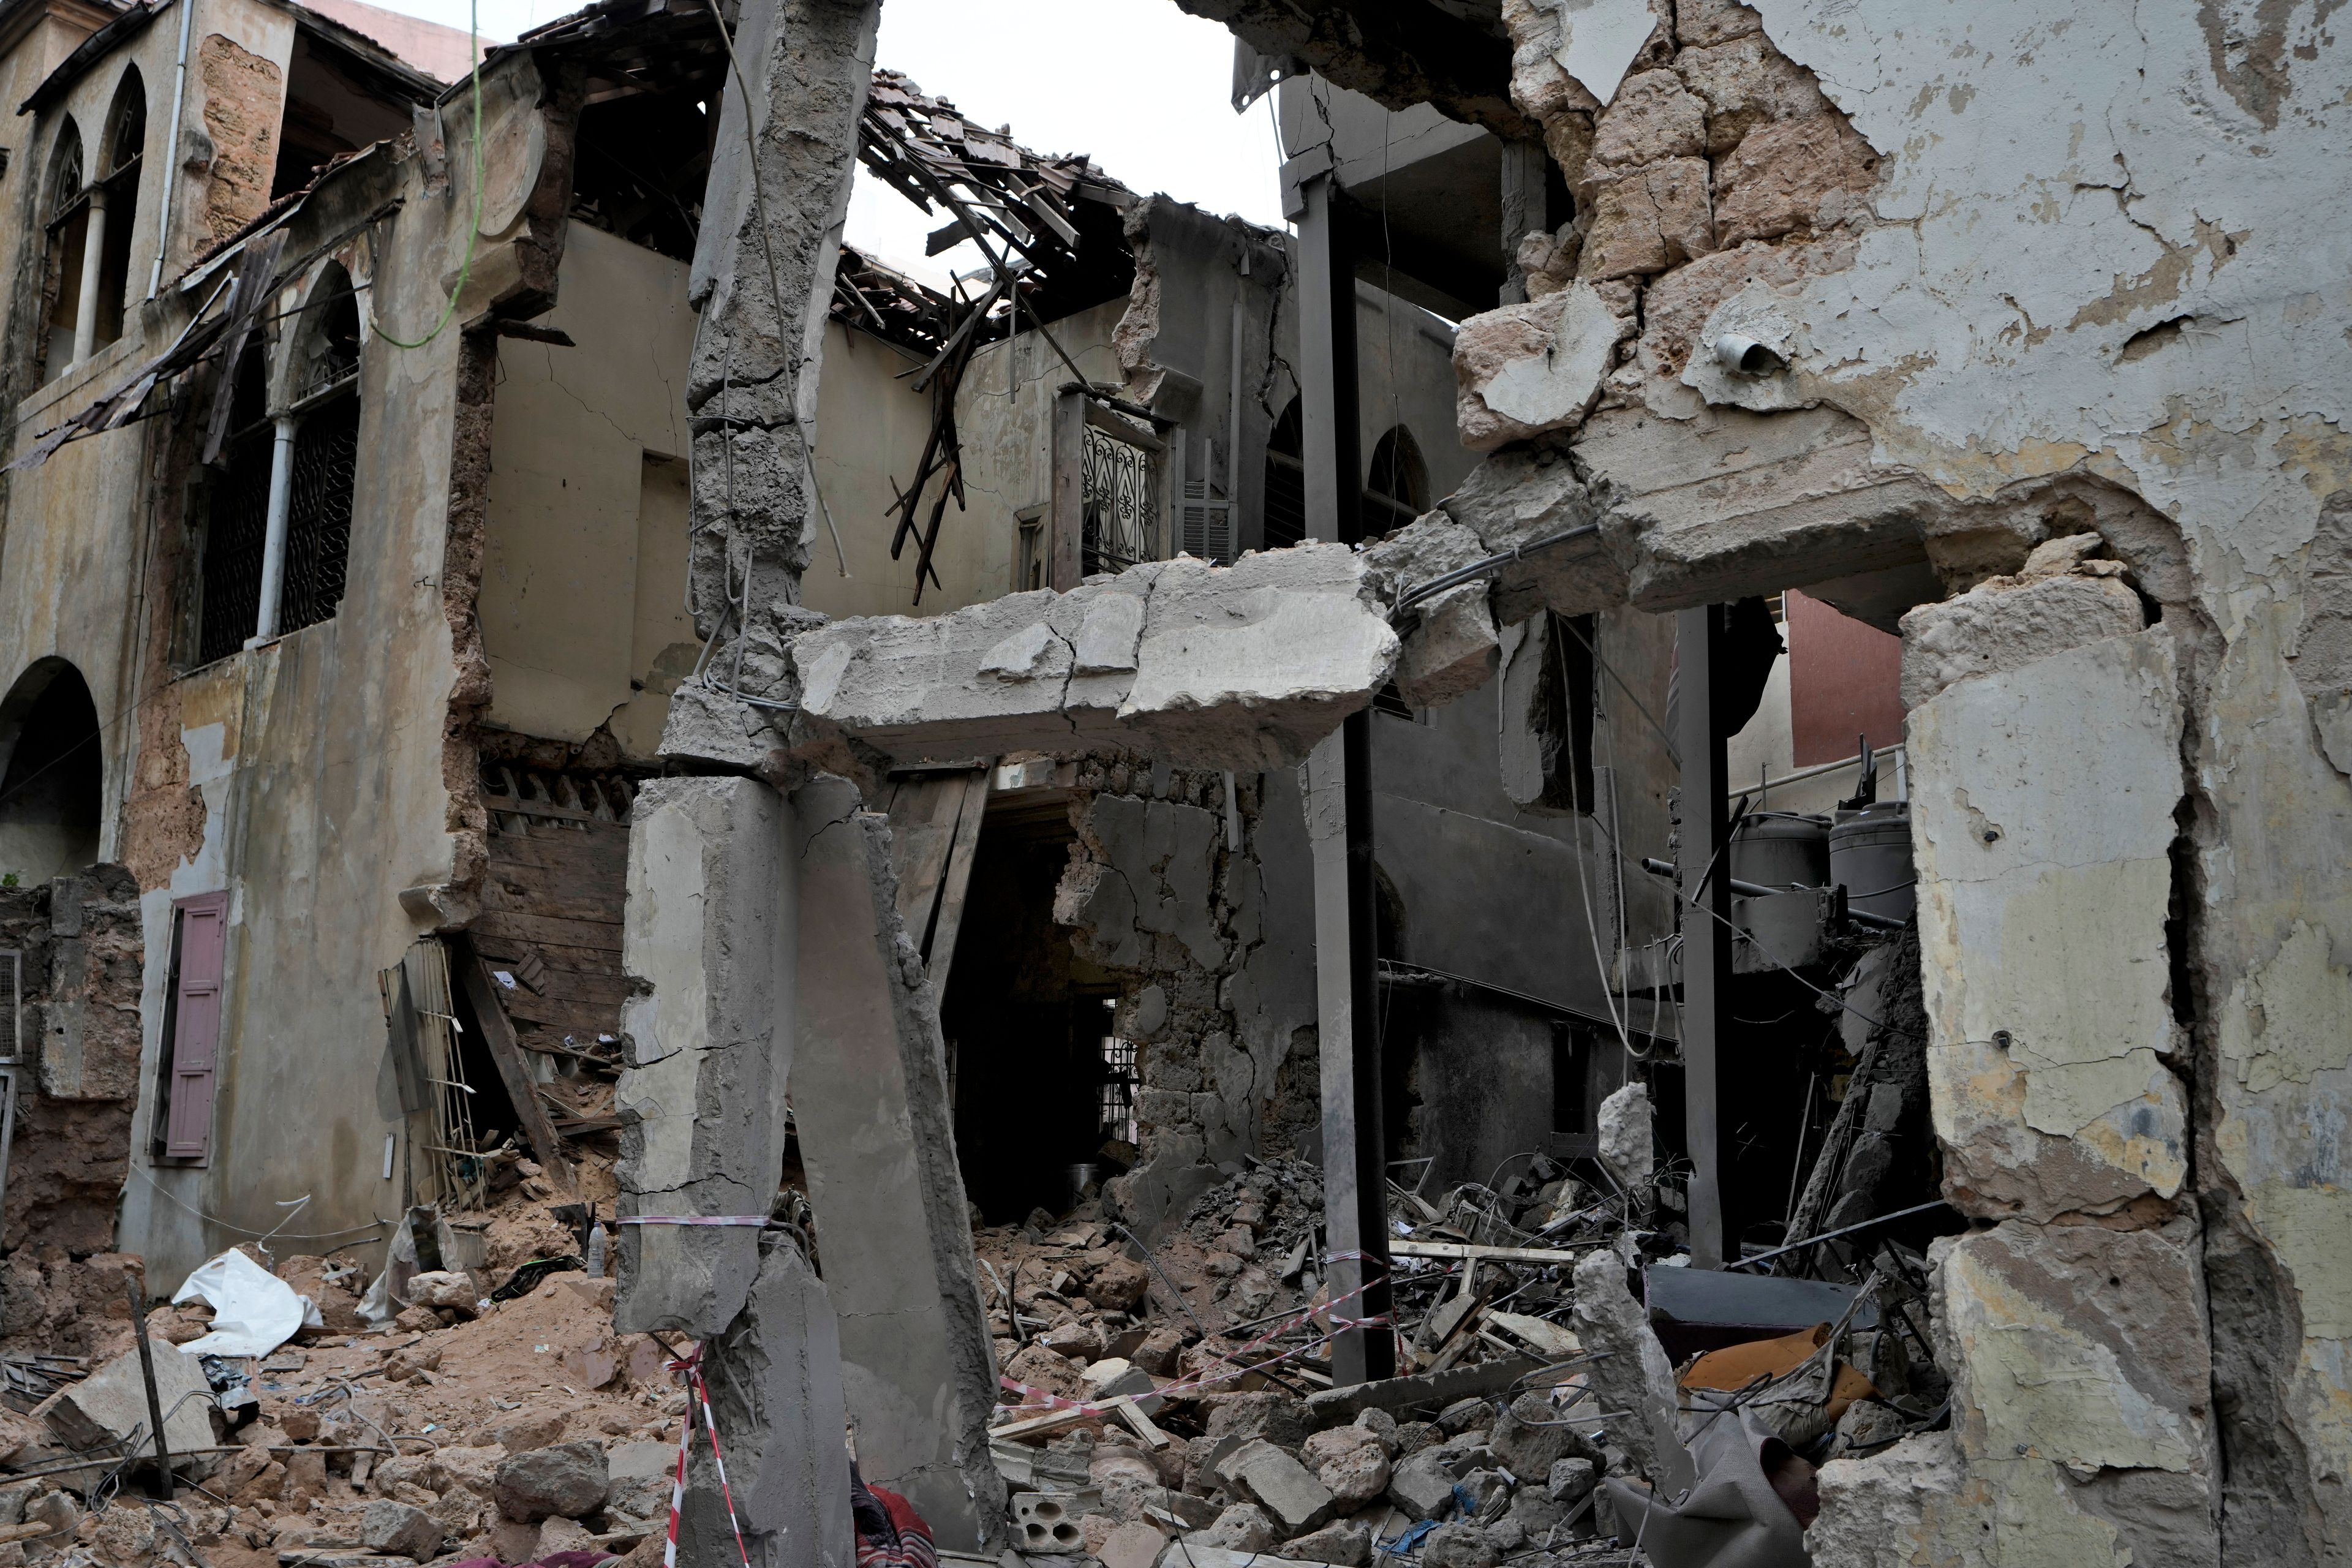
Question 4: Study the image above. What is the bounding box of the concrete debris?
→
[1453,284,1624,451]
[794,545,1401,771]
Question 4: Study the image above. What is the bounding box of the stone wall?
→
[0,865,142,1257]
[1055,756,1319,1237]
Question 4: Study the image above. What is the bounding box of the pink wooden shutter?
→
[162,892,228,1161]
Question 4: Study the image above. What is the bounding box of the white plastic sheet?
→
[172,1248,314,1358]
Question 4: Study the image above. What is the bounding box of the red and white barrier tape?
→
[619,1215,775,1228]
[663,1345,755,1568]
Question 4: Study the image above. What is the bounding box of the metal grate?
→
[197,435,273,665]
[281,396,358,636]
[1081,423,1156,576]
[0,951,18,1065]
[1098,1031,1137,1144]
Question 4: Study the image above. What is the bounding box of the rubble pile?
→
[0,1148,693,1568]
[981,1112,1952,1568]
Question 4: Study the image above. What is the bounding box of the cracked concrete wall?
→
[658,0,879,779]
[1056,759,1319,1237]
[788,777,1003,1550]
[1414,0,2352,1558]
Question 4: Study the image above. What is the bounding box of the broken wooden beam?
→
[459,956,575,1189]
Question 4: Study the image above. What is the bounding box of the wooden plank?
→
[486,832,631,876]
[477,879,627,925]
[458,955,575,1190]
[470,909,624,952]
[1389,1240,1601,1267]
[929,767,990,981]
[990,1393,1136,1443]
[884,773,969,945]
[1113,1400,1169,1450]
[503,993,622,1037]
[470,936,628,979]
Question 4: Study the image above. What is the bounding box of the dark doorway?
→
[0,661,103,883]
[939,798,1128,1223]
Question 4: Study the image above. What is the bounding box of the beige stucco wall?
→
[478,221,699,759]
[801,298,1129,622]
[87,55,552,1287]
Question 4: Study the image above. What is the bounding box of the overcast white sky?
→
[367,0,1287,285]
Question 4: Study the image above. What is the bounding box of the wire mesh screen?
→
[0,950,18,1064]
[281,396,358,635]
[1081,424,1156,576]
[197,436,273,665]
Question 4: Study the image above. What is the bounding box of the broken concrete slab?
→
[33,1339,213,1461]
[795,547,1396,771]
[1910,628,2187,1221]
[686,1236,854,1568]
[1438,445,1623,625]
[1569,1249,1695,1497]
[1361,514,1501,709]
[789,775,1003,1549]
[1303,1356,1541,1428]
[614,777,796,1336]
[1118,548,1400,770]
[1454,284,1623,451]
[1219,1440,1336,1534]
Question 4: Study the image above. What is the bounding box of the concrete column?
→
[1304,729,1394,1385]
[788,775,1003,1550]
[69,187,108,364]
[614,776,797,1336]
[251,416,300,643]
[687,1236,854,1568]
[1814,614,2214,1566]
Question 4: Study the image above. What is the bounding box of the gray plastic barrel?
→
[1831,801,1915,924]
[1730,812,1831,890]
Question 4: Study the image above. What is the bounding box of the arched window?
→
[195,266,361,665]
[0,660,104,883]
[1365,424,1428,532]
[40,119,86,379]
[1261,396,1305,551]
[197,337,274,665]
[89,69,145,349]
[277,265,361,633]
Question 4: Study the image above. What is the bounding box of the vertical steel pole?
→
[1678,606,1734,1267]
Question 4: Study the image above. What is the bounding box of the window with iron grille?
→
[1081,424,1156,576]
[1099,1031,1137,1144]
[279,396,358,635]
[197,429,273,665]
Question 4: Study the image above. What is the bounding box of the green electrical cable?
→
[376,0,484,349]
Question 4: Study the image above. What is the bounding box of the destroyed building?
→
[0,0,2342,1566]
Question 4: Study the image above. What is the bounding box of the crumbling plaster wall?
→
[0,867,143,1256]
[1433,0,2352,1558]
[1056,757,1319,1237]
[796,318,952,618]
[478,222,701,759]
[109,53,576,1288]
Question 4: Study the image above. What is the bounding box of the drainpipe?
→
[70,188,108,364]
[250,415,300,642]
[148,0,196,300]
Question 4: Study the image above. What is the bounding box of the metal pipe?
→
[1392,522,1599,614]
[149,0,196,300]
[70,189,108,364]
[251,416,300,641]
[1728,743,1907,802]
[1639,856,1907,931]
